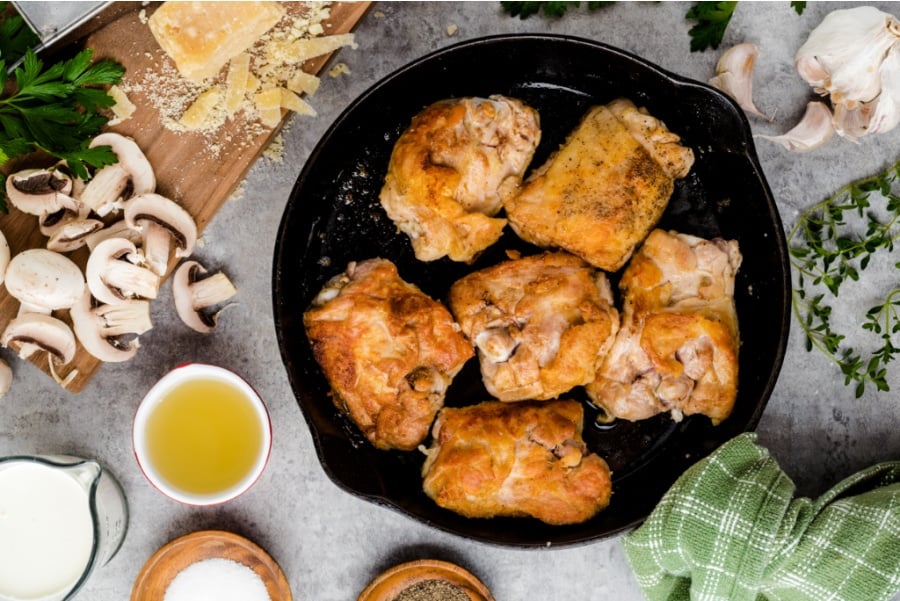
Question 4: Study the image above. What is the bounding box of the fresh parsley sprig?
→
[685,2,738,52]
[0,48,125,211]
[0,1,40,65]
[789,160,900,397]
[501,1,613,19]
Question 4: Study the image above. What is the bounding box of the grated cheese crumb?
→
[446,23,458,36]
[263,133,285,162]
[328,62,350,78]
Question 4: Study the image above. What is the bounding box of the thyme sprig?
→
[789,159,900,397]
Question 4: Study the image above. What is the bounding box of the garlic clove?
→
[709,42,771,120]
[756,101,834,152]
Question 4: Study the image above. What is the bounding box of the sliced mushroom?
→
[0,358,11,398]
[70,290,148,362]
[84,219,143,252]
[46,219,105,253]
[5,168,78,216]
[86,237,160,305]
[80,133,156,217]
[1,313,76,364]
[124,193,198,275]
[4,249,85,314]
[172,260,238,333]
[0,228,9,286]
[38,196,91,238]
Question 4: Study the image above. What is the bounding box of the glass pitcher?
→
[0,455,128,601]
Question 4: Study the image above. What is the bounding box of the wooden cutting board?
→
[0,2,370,392]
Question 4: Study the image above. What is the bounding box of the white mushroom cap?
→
[4,249,86,313]
[1,313,77,365]
[70,289,146,362]
[86,237,160,305]
[0,228,9,287]
[124,193,198,275]
[80,133,156,217]
[172,260,238,333]
[5,168,77,216]
[0,358,11,398]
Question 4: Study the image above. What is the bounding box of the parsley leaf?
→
[0,1,40,65]
[685,1,738,52]
[791,1,806,15]
[500,1,612,19]
[0,48,126,212]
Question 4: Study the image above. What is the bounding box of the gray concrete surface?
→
[3,2,900,600]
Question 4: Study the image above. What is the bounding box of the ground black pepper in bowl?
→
[393,579,470,601]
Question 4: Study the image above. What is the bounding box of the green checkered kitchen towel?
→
[623,432,900,601]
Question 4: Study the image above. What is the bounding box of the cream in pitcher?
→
[0,456,127,601]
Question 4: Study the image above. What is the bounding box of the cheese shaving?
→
[123,1,355,156]
[107,85,136,125]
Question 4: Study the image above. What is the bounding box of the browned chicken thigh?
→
[448,252,618,401]
[304,258,474,451]
[504,98,694,271]
[586,229,742,425]
[421,399,613,525]
[379,95,541,262]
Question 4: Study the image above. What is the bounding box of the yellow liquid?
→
[145,378,264,495]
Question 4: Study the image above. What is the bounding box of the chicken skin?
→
[448,252,618,401]
[421,400,613,525]
[304,258,474,451]
[380,95,541,263]
[586,229,742,425]
[504,98,695,272]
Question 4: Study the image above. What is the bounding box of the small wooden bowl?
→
[131,530,292,601]
[357,559,494,601]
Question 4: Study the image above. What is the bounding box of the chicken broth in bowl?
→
[133,364,271,505]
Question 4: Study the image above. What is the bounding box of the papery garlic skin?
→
[709,42,770,120]
[756,101,834,152]
[796,6,900,139]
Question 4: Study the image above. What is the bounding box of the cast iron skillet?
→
[273,34,791,547]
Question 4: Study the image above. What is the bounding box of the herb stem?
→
[789,158,900,397]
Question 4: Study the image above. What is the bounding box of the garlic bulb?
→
[756,101,834,152]
[795,6,900,139]
[709,42,771,120]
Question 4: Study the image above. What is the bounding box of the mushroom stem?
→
[70,290,145,363]
[0,359,11,397]
[86,237,161,305]
[173,260,238,333]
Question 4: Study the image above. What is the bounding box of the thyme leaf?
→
[789,159,900,397]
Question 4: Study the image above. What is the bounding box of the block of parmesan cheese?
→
[148,1,285,82]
